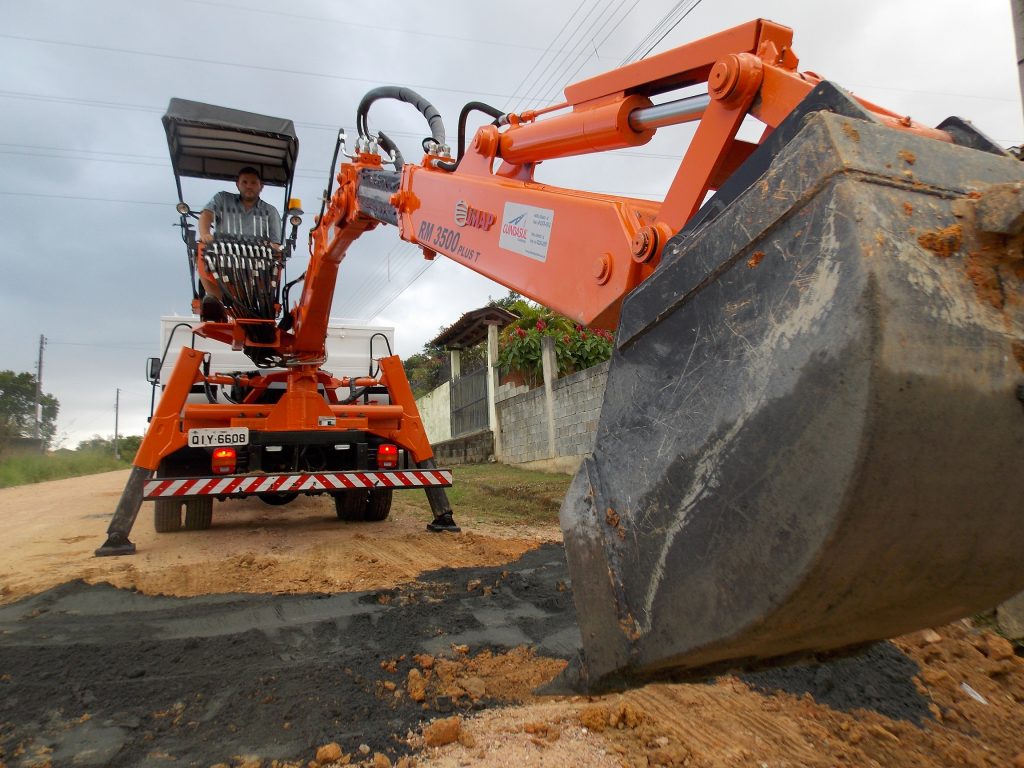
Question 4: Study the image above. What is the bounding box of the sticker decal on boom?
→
[499,202,554,262]
[454,200,496,230]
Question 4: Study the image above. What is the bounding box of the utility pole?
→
[114,388,121,461]
[34,334,46,451]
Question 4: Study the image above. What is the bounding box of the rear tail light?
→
[211,447,237,475]
[377,443,398,469]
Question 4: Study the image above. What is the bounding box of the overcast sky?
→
[1,0,1020,449]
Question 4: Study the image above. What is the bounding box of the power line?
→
[508,0,589,114]
[636,0,705,61]
[0,190,170,206]
[366,258,439,321]
[528,0,630,109]
[539,0,643,105]
[513,0,616,111]
[0,32,515,102]
[178,0,554,54]
[620,0,703,65]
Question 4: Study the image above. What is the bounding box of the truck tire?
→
[364,489,393,522]
[184,497,213,530]
[333,489,392,522]
[154,499,182,533]
[333,490,367,521]
[257,492,299,506]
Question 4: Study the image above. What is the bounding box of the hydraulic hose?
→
[356,87,446,171]
[457,101,506,163]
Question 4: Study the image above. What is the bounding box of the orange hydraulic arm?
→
[291,19,950,342]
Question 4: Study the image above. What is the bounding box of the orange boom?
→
[99,20,1024,689]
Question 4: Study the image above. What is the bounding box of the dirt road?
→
[0,471,1022,767]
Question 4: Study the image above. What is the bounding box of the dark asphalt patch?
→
[0,542,933,766]
[0,544,577,767]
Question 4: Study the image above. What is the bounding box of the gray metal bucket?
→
[562,110,1024,687]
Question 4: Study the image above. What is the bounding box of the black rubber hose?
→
[457,101,506,162]
[357,86,445,144]
[318,130,346,224]
[376,130,405,170]
[356,87,446,173]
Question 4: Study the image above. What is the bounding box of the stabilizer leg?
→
[94,347,204,557]
[95,465,150,556]
[420,458,460,532]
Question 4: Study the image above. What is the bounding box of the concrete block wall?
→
[552,361,609,458]
[417,380,451,444]
[497,361,609,465]
[496,387,549,464]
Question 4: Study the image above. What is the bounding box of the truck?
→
[99,19,1024,690]
[146,316,396,529]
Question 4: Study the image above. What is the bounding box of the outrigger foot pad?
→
[426,513,461,533]
[95,534,136,557]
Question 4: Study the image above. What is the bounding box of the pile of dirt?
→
[421,623,1024,768]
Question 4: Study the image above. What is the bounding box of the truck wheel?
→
[154,499,183,533]
[334,490,367,521]
[257,492,299,506]
[184,497,213,530]
[364,489,393,522]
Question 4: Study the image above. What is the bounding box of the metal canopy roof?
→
[162,98,299,186]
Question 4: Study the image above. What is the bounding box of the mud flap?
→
[562,109,1024,686]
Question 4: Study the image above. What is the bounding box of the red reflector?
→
[377,443,399,469]
[211,447,236,475]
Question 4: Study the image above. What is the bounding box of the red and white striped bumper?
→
[143,469,453,499]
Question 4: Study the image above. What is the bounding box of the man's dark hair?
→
[237,165,262,181]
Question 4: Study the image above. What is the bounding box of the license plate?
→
[187,427,249,447]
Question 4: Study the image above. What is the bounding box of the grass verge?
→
[0,452,130,489]
[398,463,572,526]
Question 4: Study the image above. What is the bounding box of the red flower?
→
[515,327,527,338]
[535,319,546,331]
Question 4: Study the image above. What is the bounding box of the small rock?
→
[423,716,461,747]
[919,629,943,645]
[579,705,608,731]
[452,644,470,655]
[461,676,486,700]
[358,744,371,755]
[466,579,482,592]
[981,633,1015,661]
[407,668,427,702]
[434,695,453,712]
[372,753,391,768]
[315,743,343,764]
[414,653,435,670]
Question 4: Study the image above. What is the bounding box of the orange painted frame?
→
[300,20,950,337]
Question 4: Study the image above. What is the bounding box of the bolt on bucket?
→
[562,110,1024,688]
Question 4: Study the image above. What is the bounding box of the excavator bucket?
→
[562,107,1024,688]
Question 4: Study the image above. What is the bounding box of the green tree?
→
[0,370,59,451]
[76,434,142,459]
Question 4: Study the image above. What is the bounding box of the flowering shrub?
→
[497,301,613,387]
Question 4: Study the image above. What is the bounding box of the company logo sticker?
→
[454,199,496,230]
[499,202,554,262]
